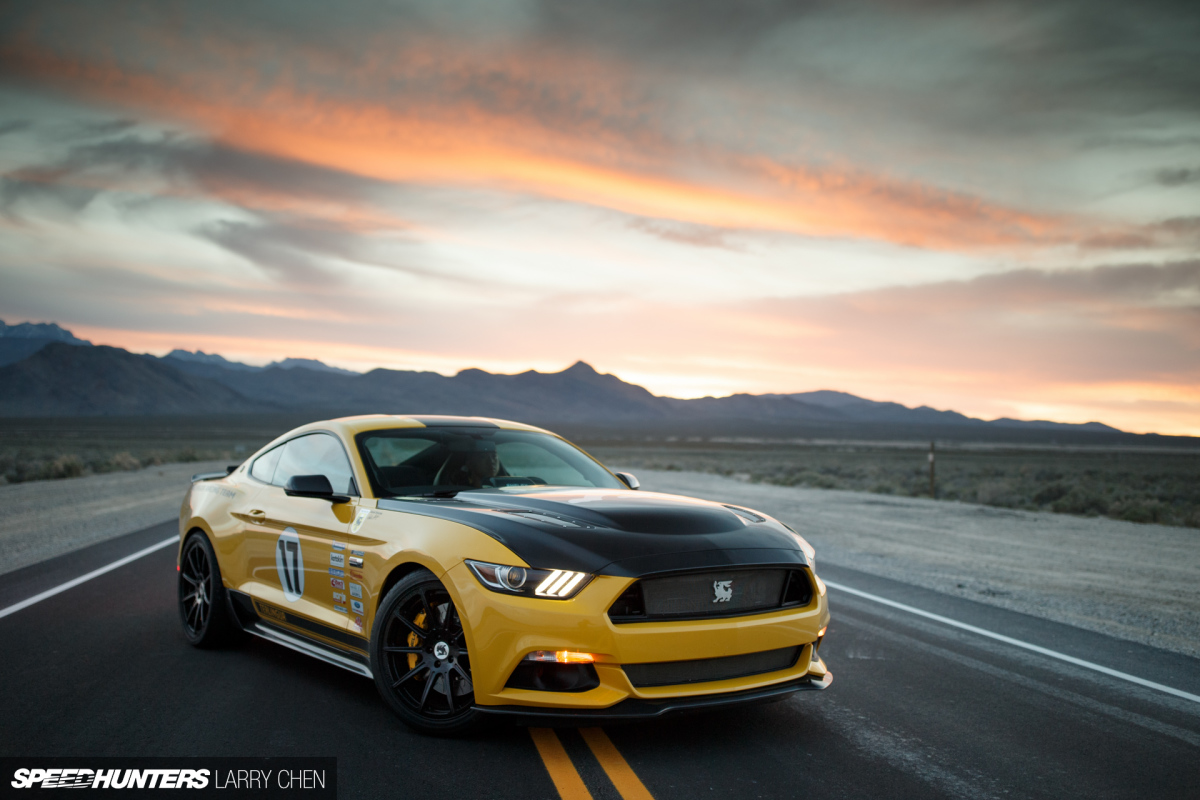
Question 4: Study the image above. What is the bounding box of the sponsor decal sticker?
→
[349,583,362,599]
[274,529,304,601]
[350,508,371,535]
[329,568,344,577]
[332,592,346,603]
[331,541,346,551]
[194,483,237,499]
[350,599,364,614]
[254,600,287,623]
[350,549,365,557]
[353,616,363,631]
[348,571,363,580]
[329,552,345,568]
[330,578,345,590]
[334,605,348,614]
[348,556,363,568]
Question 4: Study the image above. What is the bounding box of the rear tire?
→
[178,531,240,648]
[370,570,484,736]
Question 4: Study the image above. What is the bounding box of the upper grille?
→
[622,646,802,688]
[609,568,813,623]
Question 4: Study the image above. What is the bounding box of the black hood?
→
[377,488,806,576]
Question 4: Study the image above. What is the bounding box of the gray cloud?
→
[40,134,401,206]
[0,175,100,218]
[1157,167,1200,187]
[0,120,32,137]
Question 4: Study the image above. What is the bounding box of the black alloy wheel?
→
[178,532,238,647]
[371,570,482,735]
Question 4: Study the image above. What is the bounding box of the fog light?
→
[525,650,596,663]
[813,626,827,661]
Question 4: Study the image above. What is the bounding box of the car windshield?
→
[356,427,625,497]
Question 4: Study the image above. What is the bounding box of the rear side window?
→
[274,433,357,495]
[251,445,283,484]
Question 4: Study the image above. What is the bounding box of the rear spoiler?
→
[191,464,241,483]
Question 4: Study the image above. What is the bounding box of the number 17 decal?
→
[275,528,304,601]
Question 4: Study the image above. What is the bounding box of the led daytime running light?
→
[535,569,587,597]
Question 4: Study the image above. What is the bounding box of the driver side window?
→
[274,433,358,495]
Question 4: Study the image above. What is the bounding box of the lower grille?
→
[622,646,802,688]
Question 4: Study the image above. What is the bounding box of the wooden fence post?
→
[928,441,936,498]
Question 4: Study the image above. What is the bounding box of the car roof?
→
[290,414,553,440]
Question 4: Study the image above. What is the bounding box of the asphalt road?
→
[2,521,1198,799]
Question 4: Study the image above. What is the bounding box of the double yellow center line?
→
[529,728,654,800]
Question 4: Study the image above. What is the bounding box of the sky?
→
[0,0,1197,435]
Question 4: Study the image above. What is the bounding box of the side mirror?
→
[285,474,350,503]
[615,471,640,490]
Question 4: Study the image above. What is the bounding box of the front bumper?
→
[444,561,832,712]
[475,672,832,721]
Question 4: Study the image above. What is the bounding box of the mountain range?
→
[0,319,1177,445]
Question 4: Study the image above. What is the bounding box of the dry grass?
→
[0,415,307,485]
[581,439,1200,529]
[3,417,1197,529]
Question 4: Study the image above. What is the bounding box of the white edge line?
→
[824,579,1200,705]
[0,536,178,620]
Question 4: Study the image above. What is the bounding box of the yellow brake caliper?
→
[407,610,426,674]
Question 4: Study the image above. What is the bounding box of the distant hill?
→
[162,350,356,376]
[0,319,92,367]
[269,357,358,376]
[0,320,90,343]
[0,343,263,416]
[165,349,261,372]
[0,334,1180,445]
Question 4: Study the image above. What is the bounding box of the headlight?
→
[466,560,592,599]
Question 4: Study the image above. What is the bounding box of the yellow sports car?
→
[179,415,832,734]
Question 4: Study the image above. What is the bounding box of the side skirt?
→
[227,589,373,679]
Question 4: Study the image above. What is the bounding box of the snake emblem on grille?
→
[713,580,733,603]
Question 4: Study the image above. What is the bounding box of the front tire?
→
[370,570,483,736]
[178,532,240,648]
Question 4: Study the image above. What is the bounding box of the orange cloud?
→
[0,38,1109,252]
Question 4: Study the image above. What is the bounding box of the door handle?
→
[247,509,267,522]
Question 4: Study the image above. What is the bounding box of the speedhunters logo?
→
[2,759,335,798]
[11,769,210,789]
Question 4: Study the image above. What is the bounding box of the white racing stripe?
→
[0,536,177,620]
[825,579,1200,705]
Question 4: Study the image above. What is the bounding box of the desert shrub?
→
[975,480,1021,507]
[1034,482,1070,505]
[108,451,142,472]
[49,454,85,479]
[1110,500,1164,524]
[1051,488,1109,516]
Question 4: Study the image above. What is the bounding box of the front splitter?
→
[474,672,832,721]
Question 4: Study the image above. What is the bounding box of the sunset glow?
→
[1,1,1197,435]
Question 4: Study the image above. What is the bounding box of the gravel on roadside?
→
[0,461,228,577]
